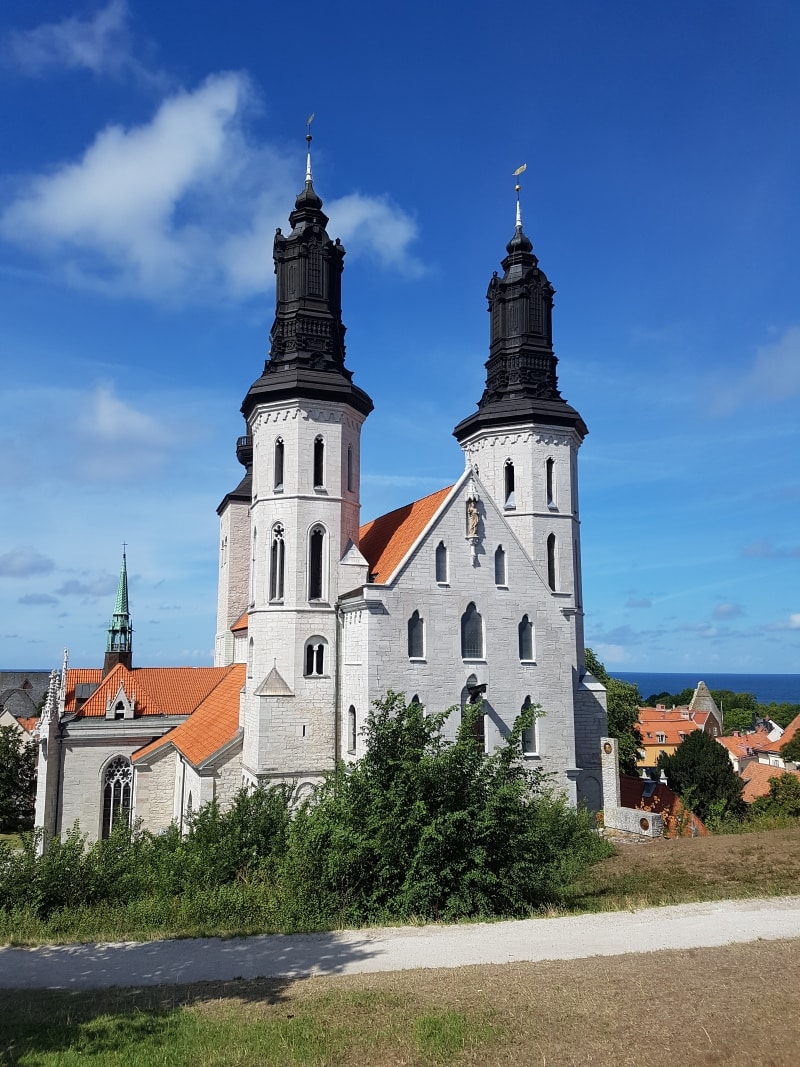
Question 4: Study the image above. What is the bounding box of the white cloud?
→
[5,0,163,88]
[0,75,423,303]
[57,575,118,598]
[712,602,743,620]
[712,326,800,414]
[0,547,55,577]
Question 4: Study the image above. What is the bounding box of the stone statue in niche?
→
[467,498,480,537]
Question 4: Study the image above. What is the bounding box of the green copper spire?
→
[105,548,133,668]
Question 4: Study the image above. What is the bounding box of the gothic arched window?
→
[313,436,325,488]
[461,602,484,660]
[270,524,285,602]
[504,460,515,508]
[545,456,555,507]
[274,437,285,491]
[308,524,326,601]
[247,637,254,678]
[547,534,557,591]
[408,610,424,659]
[494,545,506,586]
[250,526,257,605]
[347,444,354,493]
[518,615,534,661]
[101,756,132,840]
[521,696,538,755]
[347,705,357,753]
[435,541,448,584]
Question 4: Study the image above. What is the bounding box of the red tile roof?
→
[133,664,245,767]
[69,665,234,719]
[740,761,800,803]
[716,728,772,761]
[17,716,39,734]
[63,668,103,711]
[619,776,708,837]
[359,485,453,584]
[752,712,800,755]
[231,612,248,633]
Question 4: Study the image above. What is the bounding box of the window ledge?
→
[436,581,450,588]
[495,584,508,591]
[273,486,284,494]
[313,486,328,494]
[520,659,537,667]
[408,657,427,664]
[522,752,541,760]
[462,658,487,665]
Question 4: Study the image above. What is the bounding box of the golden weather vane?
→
[512,163,527,228]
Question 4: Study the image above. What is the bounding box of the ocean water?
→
[614,672,800,706]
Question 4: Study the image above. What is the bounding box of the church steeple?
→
[454,172,586,443]
[242,121,372,420]
[103,548,132,677]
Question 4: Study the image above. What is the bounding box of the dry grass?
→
[565,826,800,912]
[2,938,799,1065]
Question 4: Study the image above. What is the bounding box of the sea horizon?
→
[615,671,800,706]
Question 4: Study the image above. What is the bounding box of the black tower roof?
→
[453,211,586,442]
[241,165,373,421]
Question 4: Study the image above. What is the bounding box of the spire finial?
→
[513,163,527,231]
[305,112,315,184]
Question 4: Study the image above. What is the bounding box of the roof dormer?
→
[106,684,136,720]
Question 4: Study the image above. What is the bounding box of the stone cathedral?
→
[34,156,607,844]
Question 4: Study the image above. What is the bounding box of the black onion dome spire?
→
[454,177,586,443]
[241,123,373,421]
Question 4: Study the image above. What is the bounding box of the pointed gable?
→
[359,485,453,584]
[133,664,245,768]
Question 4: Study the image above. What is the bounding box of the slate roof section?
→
[63,669,103,712]
[132,664,245,768]
[69,665,235,719]
[359,485,453,584]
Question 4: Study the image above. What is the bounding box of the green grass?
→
[2,940,799,1066]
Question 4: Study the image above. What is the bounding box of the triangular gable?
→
[359,483,457,584]
[133,664,245,768]
[255,666,293,697]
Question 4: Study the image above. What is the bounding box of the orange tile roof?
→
[133,664,245,767]
[70,665,234,719]
[753,712,800,755]
[716,728,771,760]
[740,761,800,803]
[231,612,249,633]
[619,776,708,837]
[17,716,39,734]
[63,668,103,711]
[359,485,453,584]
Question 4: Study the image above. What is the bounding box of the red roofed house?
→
[36,154,609,842]
[637,682,722,769]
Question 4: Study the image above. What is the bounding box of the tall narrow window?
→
[547,533,557,591]
[270,525,285,601]
[101,757,132,840]
[518,615,534,661]
[347,445,354,492]
[247,638,254,678]
[504,460,515,508]
[313,436,325,488]
[408,610,424,658]
[308,525,325,601]
[274,437,285,490]
[521,696,538,755]
[546,457,555,507]
[435,541,448,584]
[304,637,327,677]
[461,602,484,659]
[347,705,357,753]
[494,545,506,586]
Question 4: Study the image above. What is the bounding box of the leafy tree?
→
[723,707,757,735]
[780,733,800,764]
[282,692,609,924]
[645,688,695,708]
[657,730,745,823]
[0,725,36,832]
[749,772,800,819]
[762,703,800,730]
[584,649,642,775]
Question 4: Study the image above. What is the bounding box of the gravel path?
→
[2,896,799,990]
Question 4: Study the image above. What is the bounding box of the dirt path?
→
[2,896,799,990]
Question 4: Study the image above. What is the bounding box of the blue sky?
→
[1,0,798,674]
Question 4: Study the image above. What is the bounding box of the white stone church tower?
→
[215,152,607,808]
